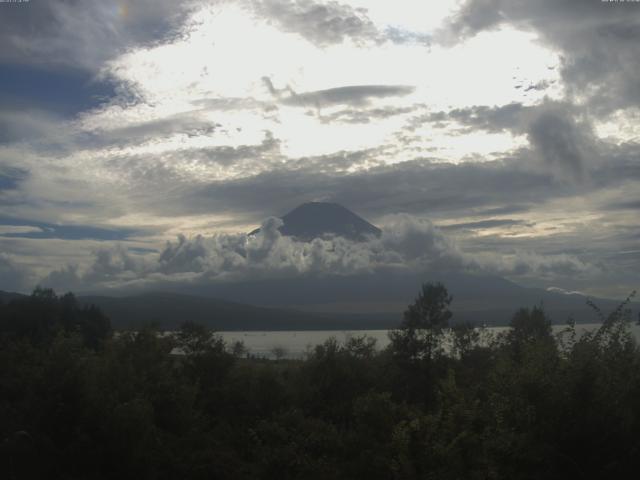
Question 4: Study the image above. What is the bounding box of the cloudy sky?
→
[0,0,638,298]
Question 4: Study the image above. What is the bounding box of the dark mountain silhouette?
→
[0,289,392,330]
[3,282,636,330]
[250,202,381,241]
[189,271,638,327]
[0,290,24,304]
[77,292,392,330]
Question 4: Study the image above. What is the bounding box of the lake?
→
[218,323,640,359]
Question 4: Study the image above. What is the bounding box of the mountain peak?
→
[251,202,381,241]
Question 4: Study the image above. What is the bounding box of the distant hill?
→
[187,271,638,327]
[0,288,394,330]
[77,292,394,331]
[79,276,639,330]
[250,202,381,241]
[2,284,637,330]
[0,290,25,303]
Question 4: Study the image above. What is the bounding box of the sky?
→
[0,0,639,298]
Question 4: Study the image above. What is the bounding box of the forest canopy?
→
[1,284,639,479]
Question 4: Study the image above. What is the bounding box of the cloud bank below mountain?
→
[39,214,597,293]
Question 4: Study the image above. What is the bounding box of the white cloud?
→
[546,286,584,296]
[80,2,562,163]
[40,214,599,293]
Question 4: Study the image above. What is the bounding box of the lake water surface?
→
[219,323,640,359]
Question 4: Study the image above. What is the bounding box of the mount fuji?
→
[249,202,381,241]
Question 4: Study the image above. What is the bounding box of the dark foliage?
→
[0,287,111,349]
[1,285,639,479]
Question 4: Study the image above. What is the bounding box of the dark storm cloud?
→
[604,199,640,211]
[83,115,220,147]
[290,148,384,172]
[526,109,589,179]
[194,134,281,166]
[424,103,526,133]
[0,1,194,123]
[444,0,640,113]
[0,0,194,72]
[79,116,280,157]
[107,146,384,220]
[316,105,416,124]
[421,101,597,179]
[473,204,532,217]
[252,0,380,46]
[440,219,530,231]
[282,85,415,108]
[159,139,639,278]
[0,167,28,192]
[82,133,283,200]
[0,64,116,118]
[0,216,146,241]
[0,108,62,145]
[181,158,565,222]
[0,253,30,292]
[252,0,432,47]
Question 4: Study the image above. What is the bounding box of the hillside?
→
[77,291,394,331]
[3,283,636,330]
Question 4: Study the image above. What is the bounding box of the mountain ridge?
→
[2,285,636,330]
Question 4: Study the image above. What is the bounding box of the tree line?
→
[0,284,639,479]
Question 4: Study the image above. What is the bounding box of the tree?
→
[451,322,481,360]
[175,321,235,413]
[270,345,287,360]
[386,283,453,406]
[176,320,223,356]
[389,282,453,362]
[0,288,111,349]
[506,305,553,359]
